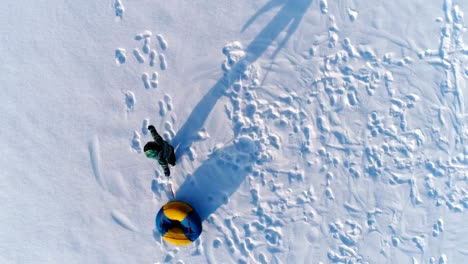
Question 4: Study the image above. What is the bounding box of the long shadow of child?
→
[175,142,256,220]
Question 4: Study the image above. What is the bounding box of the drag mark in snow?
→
[89,138,129,198]
[89,136,105,189]
[111,210,137,232]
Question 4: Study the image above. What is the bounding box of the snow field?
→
[1,0,467,263]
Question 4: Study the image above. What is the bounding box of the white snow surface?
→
[2,0,468,263]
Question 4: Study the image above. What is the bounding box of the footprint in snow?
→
[134,30,152,41]
[156,34,168,50]
[142,118,150,135]
[142,73,150,89]
[142,38,150,54]
[131,131,142,153]
[133,48,145,63]
[159,54,167,70]
[151,72,158,88]
[115,48,126,64]
[125,91,135,111]
[149,50,157,67]
[114,0,124,18]
[164,94,173,111]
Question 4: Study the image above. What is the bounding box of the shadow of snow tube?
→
[155,201,202,246]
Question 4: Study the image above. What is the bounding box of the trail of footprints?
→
[115,30,168,89]
[114,31,170,153]
[143,94,176,143]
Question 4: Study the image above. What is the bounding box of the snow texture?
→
[1,0,468,263]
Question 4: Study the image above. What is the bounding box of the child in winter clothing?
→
[144,125,176,177]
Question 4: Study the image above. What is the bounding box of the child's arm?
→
[148,125,163,142]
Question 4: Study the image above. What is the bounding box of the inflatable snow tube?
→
[156,201,202,246]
